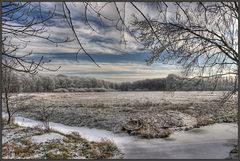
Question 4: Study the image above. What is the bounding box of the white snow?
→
[2,112,131,144]
[30,133,65,144]
[2,131,17,144]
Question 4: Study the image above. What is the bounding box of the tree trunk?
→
[4,87,11,124]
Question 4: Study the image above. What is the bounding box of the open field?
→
[3,91,238,138]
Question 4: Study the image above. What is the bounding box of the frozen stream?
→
[2,113,238,159]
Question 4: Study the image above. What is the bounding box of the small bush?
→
[53,88,69,92]
[121,118,172,138]
[195,117,215,127]
[88,139,119,159]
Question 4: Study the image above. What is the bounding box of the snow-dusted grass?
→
[2,118,122,159]
[5,91,237,138]
[9,91,235,105]
[30,133,64,144]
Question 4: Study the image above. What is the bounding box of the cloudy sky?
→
[8,2,181,82]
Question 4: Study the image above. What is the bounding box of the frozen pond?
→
[2,113,238,159]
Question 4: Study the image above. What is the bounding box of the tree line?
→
[4,73,235,93]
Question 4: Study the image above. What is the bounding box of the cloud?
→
[6,2,150,56]
[31,51,150,63]
[4,2,184,82]
[38,59,181,82]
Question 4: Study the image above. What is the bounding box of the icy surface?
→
[2,113,238,159]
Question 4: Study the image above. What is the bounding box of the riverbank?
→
[2,114,237,159]
[2,118,122,159]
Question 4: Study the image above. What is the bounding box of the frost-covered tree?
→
[129,2,238,98]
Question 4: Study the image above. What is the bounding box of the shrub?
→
[53,88,69,92]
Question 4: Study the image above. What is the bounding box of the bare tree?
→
[2,58,15,124]
[129,2,238,100]
[38,105,56,132]
[63,2,237,98]
[1,2,71,124]
[2,56,33,124]
[2,2,71,74]
[61,2,237,76]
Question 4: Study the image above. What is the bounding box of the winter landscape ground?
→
[2,91,238,159]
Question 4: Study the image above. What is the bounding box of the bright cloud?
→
[4,2,182,82]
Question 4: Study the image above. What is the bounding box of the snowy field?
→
[5,91,237,133]
[9,91,236,105]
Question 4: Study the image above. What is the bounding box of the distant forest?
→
[4,72,236,93]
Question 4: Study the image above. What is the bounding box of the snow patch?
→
[30,133,64,144]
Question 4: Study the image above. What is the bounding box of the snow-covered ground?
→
[9,91,236,105]
[6,91,237,135]
[2,113,237,159]
[30,133,65,144]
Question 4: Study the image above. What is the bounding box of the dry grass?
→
[5,91,237,138]
[2,125,122,159]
